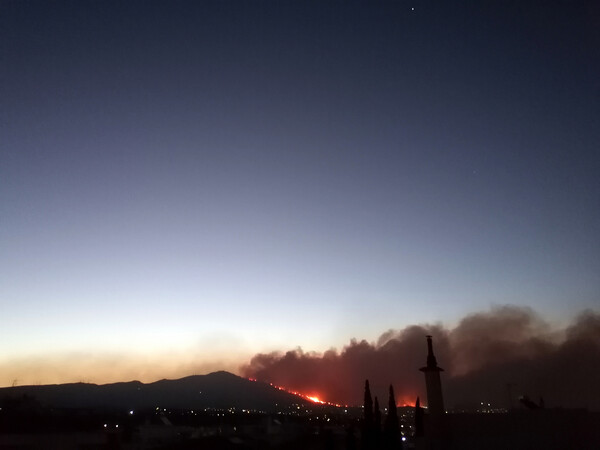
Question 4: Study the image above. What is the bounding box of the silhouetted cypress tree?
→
[384,385,400,449]
[374,396,382,448]
[374,396,381,431]
[362,379,374,450]
[414,396,424,438]
[364,380,373,426]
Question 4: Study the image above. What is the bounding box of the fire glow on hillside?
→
[247,378,347,407]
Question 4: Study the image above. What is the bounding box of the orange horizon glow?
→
[396,397,417,407]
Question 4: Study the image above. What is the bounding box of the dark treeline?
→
[361,380,402,450]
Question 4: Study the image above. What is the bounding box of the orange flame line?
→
[248,378,347,408]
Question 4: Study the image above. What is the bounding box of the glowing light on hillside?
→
[397,397,416,407]
[248,378,347,407]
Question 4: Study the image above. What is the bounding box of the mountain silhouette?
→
[0,371,307,412]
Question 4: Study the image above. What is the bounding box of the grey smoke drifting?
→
[241,306,600,410]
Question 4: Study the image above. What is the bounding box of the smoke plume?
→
[241,306,600,410]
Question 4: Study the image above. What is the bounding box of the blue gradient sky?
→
[1,1,599,385]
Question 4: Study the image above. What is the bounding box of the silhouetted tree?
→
[414,396,424,438]
[384,385,400,449]
[374,396,382,448]
[364,380,374,426]
[362,380,374,449]
[374,396,381,431]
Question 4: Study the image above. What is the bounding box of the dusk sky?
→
[1,1,599,389]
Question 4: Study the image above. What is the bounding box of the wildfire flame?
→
[306,395,324,404]
[247,377,416,408]
[397,397,415,407]
[247,378,347,407]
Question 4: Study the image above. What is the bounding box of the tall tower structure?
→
[419,335,445,416]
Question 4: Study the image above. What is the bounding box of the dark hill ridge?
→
[0,371,304,412]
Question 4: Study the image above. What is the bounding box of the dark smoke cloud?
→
[241,306,600,410]
[448,306,554,376]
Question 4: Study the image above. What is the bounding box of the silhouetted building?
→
[419,335,445,417]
